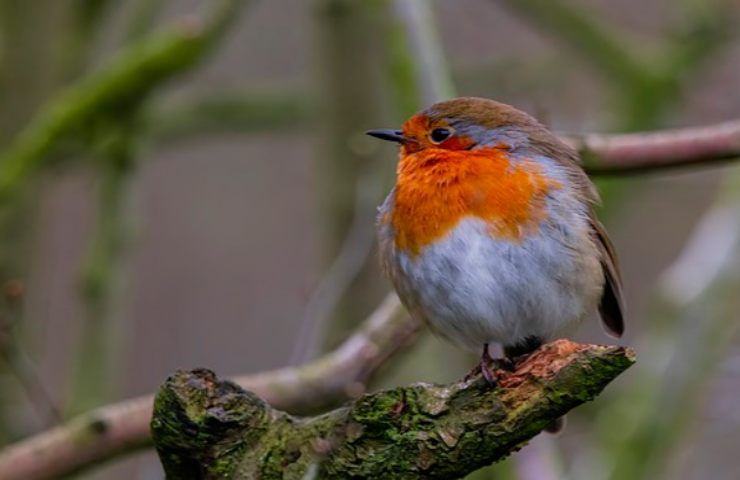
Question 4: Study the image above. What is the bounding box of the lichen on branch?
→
[152,339,635,479]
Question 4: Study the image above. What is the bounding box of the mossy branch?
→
[0,0,249,200]
[152,340,635,479]
[0,294,413,480]
[147,92,312,143]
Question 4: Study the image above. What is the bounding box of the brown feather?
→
[589,216,625,337]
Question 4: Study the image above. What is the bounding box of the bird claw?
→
[480,361,498,385]
[463,363,498,385]
[463,363,482,382]
[465,344,519,385]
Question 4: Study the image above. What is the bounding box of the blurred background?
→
[1,0,739,478]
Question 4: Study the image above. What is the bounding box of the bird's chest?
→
[377,161,602,349]
[387,152,560,255]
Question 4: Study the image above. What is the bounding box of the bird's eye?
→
[430,128,451,143]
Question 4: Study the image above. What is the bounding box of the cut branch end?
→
[152,339,635,479]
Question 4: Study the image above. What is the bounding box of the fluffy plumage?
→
[374,97,624,355]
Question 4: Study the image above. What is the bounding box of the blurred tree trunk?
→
[0,0,71,442]
[314,0,394,351]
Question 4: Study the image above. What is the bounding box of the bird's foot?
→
[465,344,516,386]
[464,363,483,382]
[480,357,498,385]
[463,361,499,385]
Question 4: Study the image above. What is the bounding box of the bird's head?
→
[367,97,549,156]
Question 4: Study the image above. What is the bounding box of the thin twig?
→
[0,293,61,428]
[392,0,455,103]
[290,174,383,364]
[313,0,393,349]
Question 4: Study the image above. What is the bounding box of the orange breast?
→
[389,147,561,255]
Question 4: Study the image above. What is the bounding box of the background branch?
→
[152,340,635,479]
[494,0,732,130]
[0,0,248,200]
[147,92,312,144]
[0,294,413,480]
[145,88,740,176]
[569,120,740,175]
[66,124,137,416]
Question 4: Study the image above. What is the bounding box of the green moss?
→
[153,346,635,479]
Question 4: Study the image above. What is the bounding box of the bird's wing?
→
[590,215,625,337]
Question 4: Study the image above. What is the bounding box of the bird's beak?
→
[365,129,409,144]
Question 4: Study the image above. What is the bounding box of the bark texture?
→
[152,339,635,479]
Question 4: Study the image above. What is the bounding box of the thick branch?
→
[0,295,414,480]
[152,340,635,479]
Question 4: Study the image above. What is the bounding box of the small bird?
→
[368,97,624,404]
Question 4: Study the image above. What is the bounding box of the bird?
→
[367,97,624,431]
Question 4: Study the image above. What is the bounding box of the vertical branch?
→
[66,123,137,416]
[58,0,167,416]
[391,0,454,103]
[314,0,393,350]
[379,0,473,381]
[0,0,69,443]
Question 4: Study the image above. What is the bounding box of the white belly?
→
[385,218,603,351]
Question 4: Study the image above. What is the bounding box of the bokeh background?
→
[1,0,740,478]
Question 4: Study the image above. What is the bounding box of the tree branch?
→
[0,294,413,480]
[145,93,740,175]
[146,92,311,144]
[493,0,732,130]
[494,0,650,88]
[571,119,740,175]
[0,0,249,200]
[152,340,635,479]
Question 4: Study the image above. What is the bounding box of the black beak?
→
[365,129,408,144]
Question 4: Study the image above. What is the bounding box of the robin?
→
[368,97,624,413]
